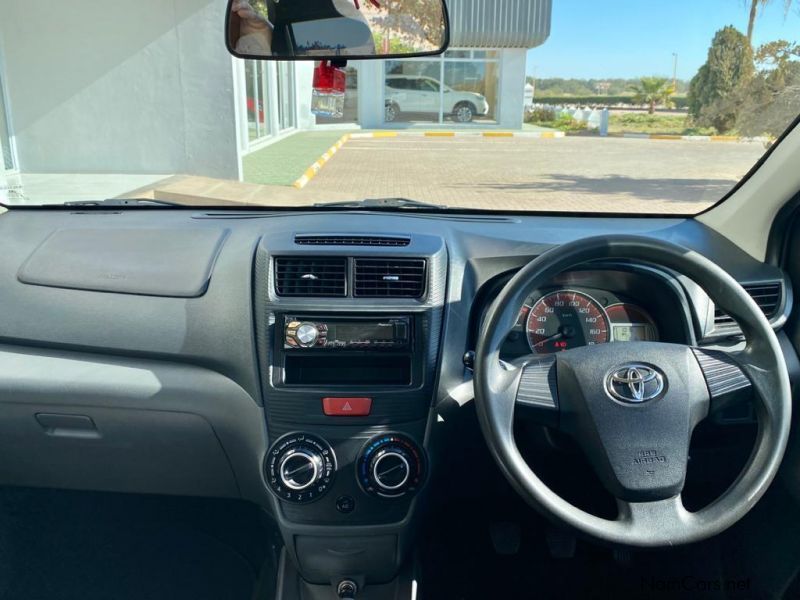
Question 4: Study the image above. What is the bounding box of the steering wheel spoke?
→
[691,348,753,415]
[514,355,560,427]
[616,495,693,540]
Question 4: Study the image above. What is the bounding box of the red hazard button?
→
[322,397,372,417]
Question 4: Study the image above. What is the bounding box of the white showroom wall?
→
[0,0,240,179]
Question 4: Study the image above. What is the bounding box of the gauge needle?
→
[534,332,563,347]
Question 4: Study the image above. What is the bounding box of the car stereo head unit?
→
[284,316,411,350]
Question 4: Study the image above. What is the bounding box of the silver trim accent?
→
[372,451,410,491]
[605,364,665,403]
[279,450,320,491]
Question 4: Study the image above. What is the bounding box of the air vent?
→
[354,258,427,298]
[294,235,410,247]
[714,282,782,329]
[274,257,347,297]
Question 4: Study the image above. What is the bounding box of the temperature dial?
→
[358,434,426,499]
[265,433,336,504]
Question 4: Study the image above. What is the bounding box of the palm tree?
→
[745,0,796,44]
[629,77,675,114]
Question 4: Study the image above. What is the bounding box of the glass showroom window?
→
[0,74,13,171]
[245,60,270,143]
[384,50,500,125]
[277,62,296,132]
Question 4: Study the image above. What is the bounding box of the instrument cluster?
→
[491,268,686,361]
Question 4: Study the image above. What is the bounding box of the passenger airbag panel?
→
[18,227,228,297]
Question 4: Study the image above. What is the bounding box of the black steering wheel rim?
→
[474,235,792,547]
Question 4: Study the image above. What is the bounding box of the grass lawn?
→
[608,113,717,136]
[243,131,352,186]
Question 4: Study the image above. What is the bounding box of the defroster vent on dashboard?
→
[294,235,411,247]
[274,257,347,297]
[354,258,427,298]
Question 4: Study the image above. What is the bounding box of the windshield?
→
[1,1,799,214]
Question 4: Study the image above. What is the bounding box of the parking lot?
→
[302,135,766,214]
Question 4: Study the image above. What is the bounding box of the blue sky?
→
[527,0,800,80]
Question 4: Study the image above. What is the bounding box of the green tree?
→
[688,26,755,132]
[736,40,800,137]
[744,0,797,44]
[370,0,447,49]
[628,77,675,114]
[755,39,800,87]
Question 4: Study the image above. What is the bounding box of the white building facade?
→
[0,0,551,182]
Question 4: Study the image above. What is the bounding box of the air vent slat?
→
[295,235,410,247]
[274,257,347,297]
[354,258,426,298]
[713,282,782,330]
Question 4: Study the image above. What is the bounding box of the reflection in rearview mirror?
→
[227,0,449,60]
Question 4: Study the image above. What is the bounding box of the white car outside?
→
[385,75,490,123]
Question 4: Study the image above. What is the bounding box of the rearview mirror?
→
[226,0,449,60]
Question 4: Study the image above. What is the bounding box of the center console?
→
[253,232,447,593]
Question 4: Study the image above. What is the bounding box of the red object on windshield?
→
[353,0,381,9]
[313,61,346,94]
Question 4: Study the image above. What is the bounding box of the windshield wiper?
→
[313,197,447,210]
[62,198,185,207]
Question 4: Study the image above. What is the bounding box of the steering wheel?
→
[474,235,792,547]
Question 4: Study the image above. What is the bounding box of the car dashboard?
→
[0,207,795,587]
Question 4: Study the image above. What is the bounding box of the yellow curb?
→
[372,131,399,138]
[424,132,456,137]
[710,135,738,142]
[650,134,682,140]
[482,132,515,137]
[293,134,350,189]
[540,132,558,139]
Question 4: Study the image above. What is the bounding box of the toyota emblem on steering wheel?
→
[605,364,666,403]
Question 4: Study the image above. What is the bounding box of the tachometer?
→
[525,290,610,354]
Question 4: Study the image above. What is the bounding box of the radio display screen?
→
[333,323,394,341]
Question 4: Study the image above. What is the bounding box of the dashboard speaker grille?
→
[295,235,410,247]
[354,258,426,298]
[713,282,782,329]
[274,257,347,297]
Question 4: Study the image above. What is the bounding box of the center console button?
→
[335,495,355,514]
[323,397,372,416]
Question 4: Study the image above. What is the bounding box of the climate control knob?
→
[265,433,336,503]
[279,449,322,491]
[372,451,411,492]
[358,434,426,499]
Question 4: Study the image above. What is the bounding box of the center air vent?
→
[274,257,347,297]
[354,258,427,298]
[294,235,410,247]
[714,282,782,329]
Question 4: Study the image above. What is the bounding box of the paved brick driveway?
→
[304,135,766,214]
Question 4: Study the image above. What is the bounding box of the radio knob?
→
[294,322,320,348]
[278,449,322,491]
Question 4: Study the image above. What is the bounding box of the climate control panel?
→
[265,433,336,504]
[357,433,426,499]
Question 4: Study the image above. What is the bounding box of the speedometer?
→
[525,290,610,354]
